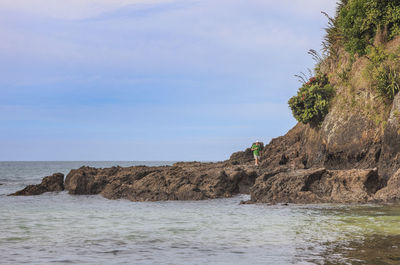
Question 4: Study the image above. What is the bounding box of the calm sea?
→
[1,161,399,265]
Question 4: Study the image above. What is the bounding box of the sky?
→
[0,0,338,161]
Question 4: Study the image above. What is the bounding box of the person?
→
[251,140,262,166]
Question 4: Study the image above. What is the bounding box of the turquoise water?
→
[1,162,399,264]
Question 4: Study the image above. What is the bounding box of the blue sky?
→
[0,0,337,161]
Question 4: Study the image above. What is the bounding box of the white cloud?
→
[0,0,174,19]
[259,0,338,17]
[0,0,339,21]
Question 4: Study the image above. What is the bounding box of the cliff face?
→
[246,36,400,203]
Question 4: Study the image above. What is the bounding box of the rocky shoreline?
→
[9,136,400,203]
[9,88,400,203]
[10,49,400,204]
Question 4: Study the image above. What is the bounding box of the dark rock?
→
[229,149,253,165]
[279,154,289,165]
[228,142,264,165]
[250,168,383,204]
[374,168,400,202]
[378,93,400,179]
[64,163,257,201]
[10,173,64,196]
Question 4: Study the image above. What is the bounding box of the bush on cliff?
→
[335,0,400,56]
[366,45,400,100]
[288,74,335,126]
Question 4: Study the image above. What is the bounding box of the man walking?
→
[251,140,262,166]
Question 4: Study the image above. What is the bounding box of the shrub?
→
[371,65,400,100]
[367,46,400,100]
[288,74,335,126]
[327,0,400,56]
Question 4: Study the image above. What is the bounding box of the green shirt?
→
[251,144,261,156]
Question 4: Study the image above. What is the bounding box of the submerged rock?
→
[10,173,64,196]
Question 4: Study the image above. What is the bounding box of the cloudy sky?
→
[0,0,337,161]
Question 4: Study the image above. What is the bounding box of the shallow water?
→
[1,162,399,264]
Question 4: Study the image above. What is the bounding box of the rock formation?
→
[10,173,64,196]
[64,163,257,201]
[374,168,400,202]
[250,168,383,204]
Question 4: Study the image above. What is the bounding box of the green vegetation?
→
[366,45,400,100]
[288,74,335,126]
[288,0,400,125]
[333,0,400,56]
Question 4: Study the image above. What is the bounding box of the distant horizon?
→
[0,160,216,162]
[1,0,337,161]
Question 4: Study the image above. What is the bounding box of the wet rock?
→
[10,173,64,196]
[324,234,400,265]
[249,168,382,204]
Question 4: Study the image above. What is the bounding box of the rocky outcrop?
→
[229,142,264,165]
[10,173,64,196]
[378,93,400,178]
[64,162,258,201]
[250,168,383,204]
[374,168,400,202]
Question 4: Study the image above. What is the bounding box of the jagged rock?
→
[374,168,400,202]
[379,93,400,178]
[64,162,257,201]
[259,124,309,171]
[229,149,253,165]
[249,168,382,204]
[10,173,64,196]
[228,142,264,165]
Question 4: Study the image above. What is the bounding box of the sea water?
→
[1,162,400,265]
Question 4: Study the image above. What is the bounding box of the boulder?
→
[10,173,64,196]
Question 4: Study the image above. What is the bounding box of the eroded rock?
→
[374,168,400,202]
[64,162,258,201]
[250,168,383,204]
[10,173,64,196]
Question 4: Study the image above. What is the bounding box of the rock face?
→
[250,168,383,204]
[64,163,258,201]
[10,173,64,196]
[374,168,400,202]
[378,93,400,178]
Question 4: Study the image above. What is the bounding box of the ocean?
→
[1,161,399,265]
